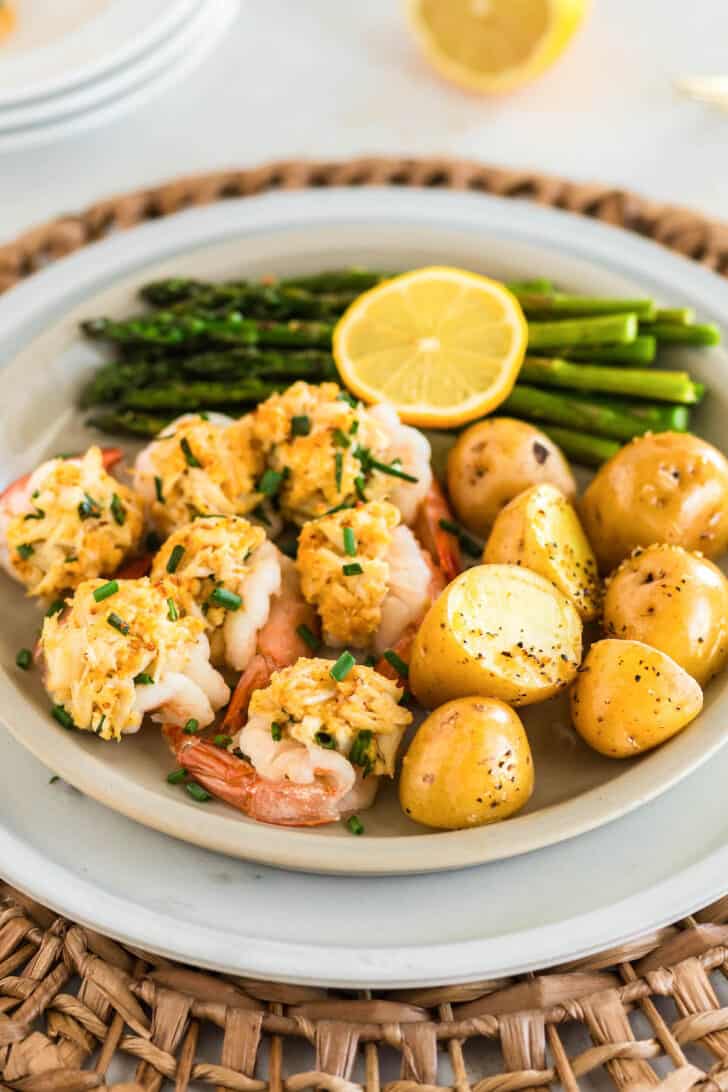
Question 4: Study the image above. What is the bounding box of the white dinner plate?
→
[0,0,239,152]
[0,0,199,106]
[0,188,726,890]
[0,0,230,133]
[1,185,728,982]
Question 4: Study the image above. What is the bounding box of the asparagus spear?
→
[122,379,288,411]
[142,280,354,320]
[535,336,657,365]
[82,313,334,350]
[640,321,721,346]
[179,347,336,379]
[513,292,656,320]
[86,410,174,437]
[520,356,703,403]
[589,397,690,431]
[526,313,639,350]
[80,359,181,408]
[540,426,621,467]
[503,386,654,441]
[281,269,392,293]
[650,307,695,325]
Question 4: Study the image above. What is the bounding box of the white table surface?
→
[2,0,728,243]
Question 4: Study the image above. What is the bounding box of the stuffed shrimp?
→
[0,446,144,600]
[39,577,229,740]
[296,500,446,666]
[249,382,460,577]
[150,515,285,671]
[133,412,264,535]
[167,657,412,826]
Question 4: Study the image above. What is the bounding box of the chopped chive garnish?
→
[95,714,106,736]
[251,503,271,526]
[364,654,376,668]
[349,419,359,436]
[213,733,232,749]
[110,492,126,526]
[354,475,367,501]
[210,586,242,611]
[185,782,211,802]
[258,468,285,497]
[349,729,373,769]
[183,718,199,734]
[296,623,321,652]
[343,562,363,576]
[334,451,343,492]
[146,530,163,552]
[134,672,154,685]
[15,648,32,670]
[438,518,480,557]
[333,428,350,448]
[167,598,179,621]
[346,815,364,836]
[24,508,45,521]
[180,437,202,467]
[367,458,418,483]
[199,411,210,421]
[16,543,34,560]
[51,704,74,730]
[384,649,409,677]
[271,721,283,742]
[337,391,357,407]
[49,775,60,785]
[315,731,336,749]
[46,599,65,618]
[343,526,357,556]
[166,768,187,785]
[154,476,165,504]
[330,650,355,682]
[291,414,311,436]
[78,492,101,520]
[107,612,129,635]
[166,544,185,573]
[65,555,78,564]
[324,501,355,516]
[93,579,118,602]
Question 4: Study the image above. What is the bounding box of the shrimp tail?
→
[414,477,461,583]
[165,725,343,826]
[222,653,275,733]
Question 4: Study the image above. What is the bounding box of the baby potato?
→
[399,696,534,830]
[446,417,576,538]
[410,563,582,709]
[570,638,703,758]
[603,544,728,685]
[580,431,728,573]
[484,484,600,621]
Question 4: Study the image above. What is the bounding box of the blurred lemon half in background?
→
[406,0,588,94]
[0,1,16,44]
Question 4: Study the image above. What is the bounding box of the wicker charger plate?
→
[1,158,728,1090]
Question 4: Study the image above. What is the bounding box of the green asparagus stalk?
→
[640,321,720,346]
[520,356,703,404]
[503,386,653,441]
[535,336,657,365]
[281,269,392,293]
[540,426,621,467]
[650,307,695,325]
[513,292,656,320]
[82,313,334,350]
[179,347,336,379]
[504,278,554,293]
[122,379,288,412]
[141,280,354,320]
[589,397,690,431]
[80,359,181,408]
[86,410,174,437]
[526,313,639,350]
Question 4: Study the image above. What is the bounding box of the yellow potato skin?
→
[446,417,576,538]
[410,564,582,709]
[483,483,600,621]
[603,545,728,686]
[399,697,534,830]
[580,432,728,573]
[570,639,703,758]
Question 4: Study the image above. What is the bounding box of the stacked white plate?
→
[0,0,239,152]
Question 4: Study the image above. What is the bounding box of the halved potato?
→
[570,638,703,758]
[483,484,600,620]
[410,563,582,708]
[399,696,534,830]
[603,544,728,685]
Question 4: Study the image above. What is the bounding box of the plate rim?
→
[1,186,728,982]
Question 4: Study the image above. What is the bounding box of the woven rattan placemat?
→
[1,157,728,1092]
